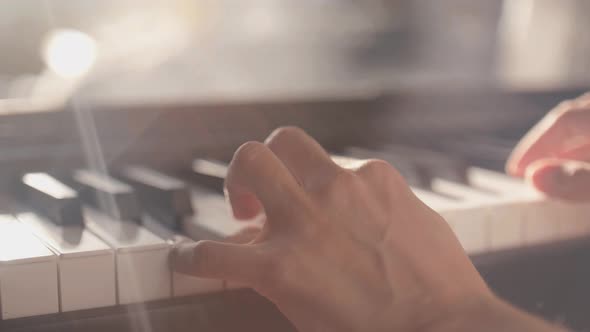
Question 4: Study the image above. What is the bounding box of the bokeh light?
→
[43,29,97,78]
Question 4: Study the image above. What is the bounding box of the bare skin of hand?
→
[174,127,564,332]
[507,92,590,201]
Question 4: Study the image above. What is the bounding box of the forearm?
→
[422,296,567,332]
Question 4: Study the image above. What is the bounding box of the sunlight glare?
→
[43,29,97,78]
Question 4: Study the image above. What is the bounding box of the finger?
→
[264,127,338,190]
[557,142,590,162]
[355,159,408,186]
[507,97,590,177]
[354,159,413,203]
[577,92,590,103]
[172,240,267,285]
[225,141,307,224]
[526,158,590,201]
[228,191,264,220]
[225,226,262,244]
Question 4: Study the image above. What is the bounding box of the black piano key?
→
[381,144,468,183]
[0,193,24,214]
[72,170,141,221]
[190,159,228,192]
[21,172,83,225]
[120,166,193,229]
[341,147,431,188]
[438,135,514,171]
[121,166,193,215]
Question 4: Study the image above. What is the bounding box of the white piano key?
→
[411,187,456,210]
[192,159,228,179]
[183,187,261,291]
[556,200,590,240]
[429,180,498,254]
[440,207,491,255]
[16,212,116,312]
[466,167,528,193]
[0,217,59,319]
[412,187,490,254]
[524,202,562,245]
[432,176,526,251]
[382,144,468,182]
[466,168,565,246]
[483,203,524,251]
[84,208,171,304]
[182,187,260,241]
[0,214,15,223]
[470,168,590,243]
[142,216,224,297]
[431,178,497,201]
[191,159,228,192]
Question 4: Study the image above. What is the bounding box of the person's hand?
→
[172,127,497,331]
[507,93,590,201]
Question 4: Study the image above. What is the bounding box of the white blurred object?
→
[43,29,97,78]
[497,0,589,88]
[1,0,403,107]
[72,0,401,104]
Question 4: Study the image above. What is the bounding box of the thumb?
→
[526,158,590,201]
[172,240,268,287]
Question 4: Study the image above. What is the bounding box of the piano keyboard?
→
[1,145,590,321]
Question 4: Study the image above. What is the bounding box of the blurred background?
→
[1,0,589,108]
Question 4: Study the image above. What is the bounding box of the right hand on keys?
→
[173,127,562,332]
[507,92,590,201]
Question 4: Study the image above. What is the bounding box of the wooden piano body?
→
[1,87,590,331]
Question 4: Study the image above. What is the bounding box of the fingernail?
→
[528,163,567,193]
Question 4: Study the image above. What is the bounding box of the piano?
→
[1,88,590,332]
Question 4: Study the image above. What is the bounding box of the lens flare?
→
[43,29,97,78]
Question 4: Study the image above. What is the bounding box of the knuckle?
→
[332,169,364,189]
[232,141,268,168]
[358,159,405,184]
[359,159,394,174]
[311,169,365,203]
[266,126,307,146]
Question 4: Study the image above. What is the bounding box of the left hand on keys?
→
[507,92,590,201]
